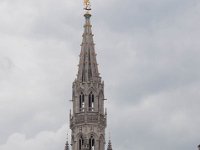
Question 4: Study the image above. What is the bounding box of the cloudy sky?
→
[0,0,200,150]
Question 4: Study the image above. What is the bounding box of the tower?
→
[69,1,107,150]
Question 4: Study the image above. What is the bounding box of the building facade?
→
[65,3,113,150]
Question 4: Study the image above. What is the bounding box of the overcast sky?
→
[0,0,200,150]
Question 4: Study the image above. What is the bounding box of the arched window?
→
[89,135,95,150]
[89,92,94,112]
[79,92,85,112]
[79,136,84,150]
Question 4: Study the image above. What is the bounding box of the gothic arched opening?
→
[89,135,95,150]
[79,136,84,150]
[89,92,94,112]
[79,92,85,112]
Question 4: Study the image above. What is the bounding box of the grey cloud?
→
[0,125,67,150]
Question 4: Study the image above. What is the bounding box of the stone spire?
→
[69,2,107,150]
[77,12,100,83]
[107,139,113,150]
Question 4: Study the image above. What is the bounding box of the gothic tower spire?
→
[77,12,100,83]
[69,1,107,150]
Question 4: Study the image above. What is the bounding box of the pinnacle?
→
[64,140,69,150]
[107,139,113,150]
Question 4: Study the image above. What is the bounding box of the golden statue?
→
[84,0,91,10]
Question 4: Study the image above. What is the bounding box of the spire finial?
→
[83,0,91,11]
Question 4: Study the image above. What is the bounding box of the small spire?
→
[64,141,69,150]
[107,139,113,150]
[64,133,70,150]
[107,133,113,150]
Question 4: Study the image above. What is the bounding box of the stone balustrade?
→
[70,113,106,128]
